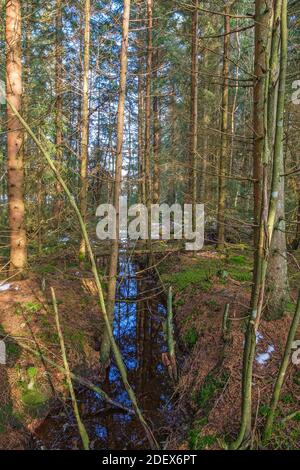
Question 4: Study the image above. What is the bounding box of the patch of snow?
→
[256,344,275,365]
[59,236,70,243]
[256,331,264,343]
[0,283,11,292]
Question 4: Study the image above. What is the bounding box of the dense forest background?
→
[0,0,298,256]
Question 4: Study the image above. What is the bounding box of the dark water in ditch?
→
[35,252,173,449]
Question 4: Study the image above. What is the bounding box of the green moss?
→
[271,421,300,450]
[162,260,218,292]
[258,404,270,417]
[184,327,198,348]
[292,412,300,422]
[23,301,42,313]
[227,255,247,265]
[217,269,229,281]
[189,430,217,450]
[228,268,252,282]
[198,375,218,407]
[197,372,228,409]
[223,253,252,282]
[281,394,295,404]
[286,302,296,313]
[27,367,38,379]
[21,389,47,408]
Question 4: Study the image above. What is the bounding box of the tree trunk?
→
[231,0,288,449]
[199,49,209,204]
[53,0,63,221]
[167,83,176,205]
[252,0,273,246]
[188,0,198,228]
[265,166,289,319]
[6,0,27,275]
[217,3,230,250]
[100,0,131,364]
[79,0,91,260]
[138,69,145,204]
[265,0,289,319]
[152,48,160,205]
[144,0,153,208]
[144,0,153,259]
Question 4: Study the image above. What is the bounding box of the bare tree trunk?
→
[265,168,289,319]
[79,0,91,260]
[144,0,153,206]
[231,0,288,449]
[100,0,131,364]
[6,0,27,275]
[188,0,198,227]
[53,0,63,221]
[138,70,145,204]
[152,48,160,205]
[168,83,176,205]
[265,0,289,319]
[217,2,230,250]
[230,28,240,175]
[252,0,272,246]
[199,49,209,204]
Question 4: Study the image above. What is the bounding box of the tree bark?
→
[265,0,289,319]
[152,47,160,205]
[138,69,145,204]
[53,0,63,221]
[100,0,131,364]
[6,0,27,275]
[144,0,153,207]
[252,0,273,246]
[231,0,288,448]
[79,0,91,260]
[265,172,289,319]
[188,0,198,228]
[167,83,176,205]
[217,2,230,250]
[199,49,209,204]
